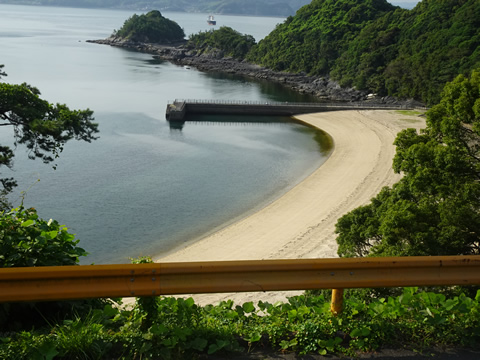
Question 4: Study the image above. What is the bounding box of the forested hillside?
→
[247,0,480,105]
[331,0,480,104]
[247,0,395,78]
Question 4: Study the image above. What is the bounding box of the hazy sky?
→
[390,0,421,9]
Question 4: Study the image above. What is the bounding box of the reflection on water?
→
[0,4,331,264]
[170,114,333,156]
[206,71,322,103]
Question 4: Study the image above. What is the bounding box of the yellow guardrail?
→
[1,256,480,305]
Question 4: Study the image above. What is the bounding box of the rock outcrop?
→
[86,38,423,106]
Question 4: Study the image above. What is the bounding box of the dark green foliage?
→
[1,288,480,358]
[248,0,480,105]
[336,69,480,258]
[188,26,256,59]
[115,10,185,43]
[0,67,98,207]
[247,0,396,75]
[0,207,108,333]
[0,207,87,268]
[332,0,480,104]
[0,66,101,333]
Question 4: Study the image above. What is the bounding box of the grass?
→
[395,110,425,116]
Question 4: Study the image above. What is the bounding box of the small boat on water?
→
[207,15,216,25]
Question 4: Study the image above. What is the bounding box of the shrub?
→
[0,206,87,268]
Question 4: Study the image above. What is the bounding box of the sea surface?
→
[0,4,331,264]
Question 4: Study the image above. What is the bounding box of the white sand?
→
[154,110,426,306]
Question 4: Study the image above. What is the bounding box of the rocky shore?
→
[86,37,421,105]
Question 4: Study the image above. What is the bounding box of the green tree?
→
[246,0,480,105]
[188,26,256,59]
[115,10,185,43]
[247,0,395,75]
[332,0,480,105]
[0,65,98,208]
[336,69,480,257]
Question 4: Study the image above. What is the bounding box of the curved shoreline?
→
[88,38,423,105]
[154,109,425,305]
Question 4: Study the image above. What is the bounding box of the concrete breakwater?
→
[166,99,414,121]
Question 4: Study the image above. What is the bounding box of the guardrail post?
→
[330,288,344,315]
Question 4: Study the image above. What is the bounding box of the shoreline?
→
[154,109,426,306]
[86,38,424,108]
[88,38,428,305]
[156,140,331,262]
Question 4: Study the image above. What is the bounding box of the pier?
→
[165,99,414,121]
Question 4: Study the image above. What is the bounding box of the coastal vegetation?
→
[75,0,479,105]
[336,69,480,258]
[167,0,478,105]
[187,26,256,59]
[248,0,396,79]
[2,1,480,358]
[0,64,99,336]
[246,0,480,105]
[2,70,480,358]
[0,206,87,268]
[0,207,95,331]
[2,284,480,358]
[113,10,185,43]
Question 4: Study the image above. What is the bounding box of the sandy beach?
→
[155,109,426,306]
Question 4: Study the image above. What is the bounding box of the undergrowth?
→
[1,287,480,359]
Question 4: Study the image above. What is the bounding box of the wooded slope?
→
[247,0,480,104]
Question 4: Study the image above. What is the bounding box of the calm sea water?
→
[0,4,331,264]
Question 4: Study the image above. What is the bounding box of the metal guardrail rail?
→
[1,256,479,304]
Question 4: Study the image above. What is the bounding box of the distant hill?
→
[0,0,311,16]
[247,0,480,105]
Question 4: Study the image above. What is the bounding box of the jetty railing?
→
[168,99,412,109]
[1,256,479,313]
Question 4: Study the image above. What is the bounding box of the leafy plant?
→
[0,206,87,268]
[0,206,105,332]
[1,287,480,358]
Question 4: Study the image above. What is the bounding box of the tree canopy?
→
[114,10,185,43]
[247,0,480,105]
[0,65,98,208]
[247,0,395,75]
[335,69,480,257]
[187,27,256,60]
